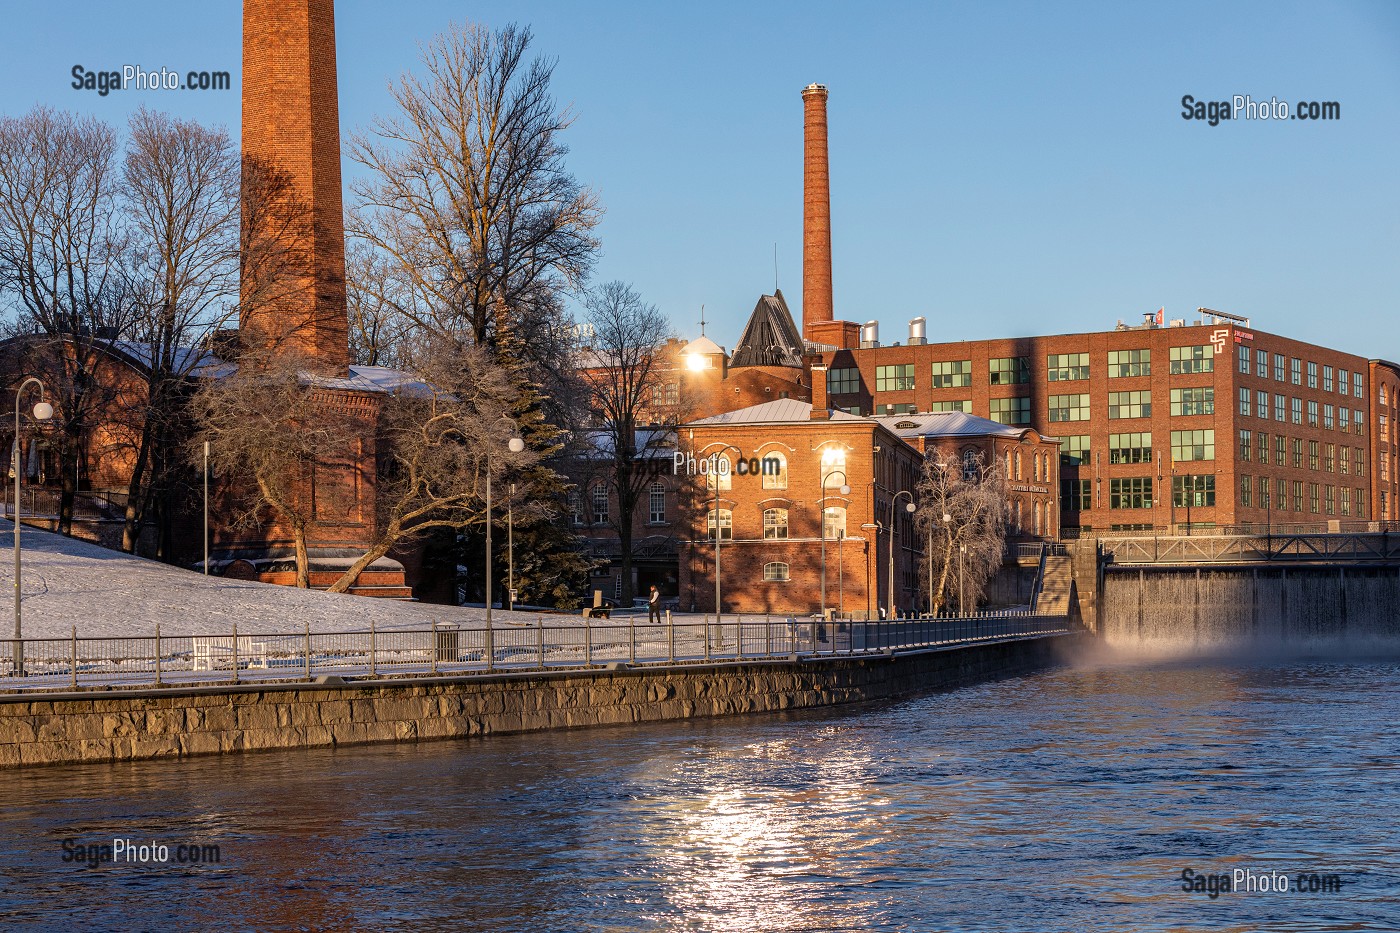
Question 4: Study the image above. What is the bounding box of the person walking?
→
[647,585,662,624]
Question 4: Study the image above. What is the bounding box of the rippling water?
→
[3,649,1398,931]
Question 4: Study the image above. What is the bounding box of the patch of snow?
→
[1,521,563,638]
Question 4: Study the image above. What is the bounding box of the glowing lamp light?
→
[32,402,53,421]
[507,436,525,453]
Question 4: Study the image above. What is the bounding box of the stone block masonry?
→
[0,636,1079,768]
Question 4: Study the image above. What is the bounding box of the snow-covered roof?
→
[572,427,678,459]
[682,335,726,357]
[688,399,866,425]
[874,411,1058,443]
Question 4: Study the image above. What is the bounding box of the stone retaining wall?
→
[0,635,1078,768]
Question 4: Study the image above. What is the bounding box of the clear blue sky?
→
[3,1,1398,357]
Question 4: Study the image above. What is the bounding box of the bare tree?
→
[346,21,600,364]
[325,343,537,592]
[0,107,126,534]
[118,108,240,554]
[345,240,414,368]
[913,451,1009,613]
[577,281,688,604]
[189,349,358,587]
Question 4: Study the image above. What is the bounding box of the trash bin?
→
[435,624,461,662]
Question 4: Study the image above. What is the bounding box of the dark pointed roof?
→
[729,289,804,369]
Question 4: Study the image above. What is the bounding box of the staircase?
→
[1035,555,1075,616]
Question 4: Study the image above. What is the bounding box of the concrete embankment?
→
[0,634,1079,768]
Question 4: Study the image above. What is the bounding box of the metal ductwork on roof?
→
[908,316,927,346]
[859,320,879,349]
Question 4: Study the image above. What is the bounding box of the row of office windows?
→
[570,482,673,526]
[1061,475,1218,511]
[1239,477,1367,517]
[1028,388,1217,425]
[1237,389,1365,435]
[833,347,1231,395]
[705,506,847,541]
[1236,346,1366,399]
[1238,431,1367,475]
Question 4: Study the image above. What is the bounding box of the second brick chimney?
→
[802,83,833,342]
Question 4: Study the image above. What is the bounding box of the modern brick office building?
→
[812,315,1400,534]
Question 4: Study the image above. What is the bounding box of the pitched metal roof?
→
[874,411,1058,443]
[688,398,866,425]
[728,290,804,369]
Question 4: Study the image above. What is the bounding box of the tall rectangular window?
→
[1309,483,1319,514]
[1323,404,1335,430]
[649,483,666,524]
[989,396,1030,425]
[1172,345,1215,374]
[1237,345,1251,374]
[1291,397,1302,425]
[1172,387,1215,416]
[1257,390,1268,418]
[1293,481,1304,512]
[930,360,972,388]
[875,364,915,392]
[827,367,860,395]
[592,485,609,525]
[1341,487,1352,516]
[1060,435,1091,466]
[1256,349,1268,378]
[1291,358,1302,385]
[1309,440,1319,470]
[1239,429,1251,461]
[1172,429,1215,462]
[1107,349,1150,378]
[989,357,1030,385]
[1274,394,1286,422]
[1340,446,1351,475]
[1339,408,1350,432]
[1338,369,1349,396]
[1240,475,1252,507]
[1173,474,1215,507]
[1048,394,1090,422]
[1047,353,1089,381]
[1109,477,1153,509]
[1239,387,1252,416]
[1307,362,1318,388]
[1324,443,1335,472]
[1275,434,1286,466]
[1274,353,1286,381]
[1325,486,1335,515]
[1292,438,1303,468]
[1256,432,1268,463]
[1108,432,1152,464]
[1307,400,1319,427]
[1323,365,1334,392]
[1354,409,1364,435]
[1107,390,1151,419]
[1356,448,1365,473]
[1354,372,1364,398]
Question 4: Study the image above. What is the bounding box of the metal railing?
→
[1101,531,1400,565]
[0,613,1076,694]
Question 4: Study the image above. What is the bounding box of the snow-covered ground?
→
[0,521,570,638]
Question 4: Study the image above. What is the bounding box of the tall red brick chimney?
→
[241,0,350,376]
[801,83,833,342]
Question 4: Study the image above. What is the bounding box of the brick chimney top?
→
[802,83,834,340]
[802,83,828,98]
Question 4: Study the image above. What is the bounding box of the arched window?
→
[1033,451,1041,482]
[761,452,788,489]
[1015,450,1023,480]
[763,508,789,539]
[963,448,980,480]
[705,455,732,491]
[649,482,666,524]
[763,562,790,582]
[823,506,846,539]
[1005,448,1013,477]
[567,489,581,525]
[707,508,732,540]
[1034,501,1042,536]
[591,484,609,525]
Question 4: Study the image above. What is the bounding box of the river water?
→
[2,647,1397,931]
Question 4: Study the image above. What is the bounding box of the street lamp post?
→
[708,444,741,626]
[887,490,915,621]
[12,377,54,676]
[819,468,850,620]
[958,543,967,616]
[941,511,952,615]
[485,426,525,662]
[507,482,516,610]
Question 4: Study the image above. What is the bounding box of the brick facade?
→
[818,321,1385,533]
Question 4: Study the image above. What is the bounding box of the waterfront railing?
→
[0,613,1075,694]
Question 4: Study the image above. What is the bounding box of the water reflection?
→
[2,652,1398,931]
